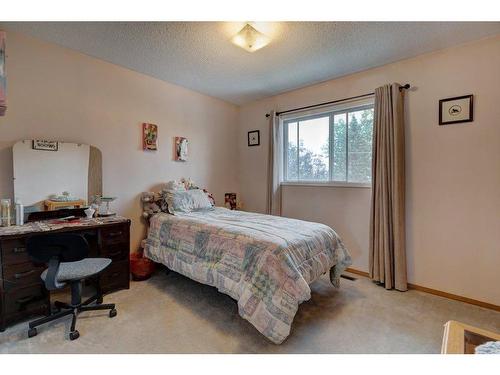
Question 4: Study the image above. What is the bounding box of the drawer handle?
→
[107,231,123,238]
[14,269,36,279]
[110,272,120,278]
[13,246,27,253]
[16,295,35,305]
[108,250,123,257]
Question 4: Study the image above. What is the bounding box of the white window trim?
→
[279,96,374,121]
[281,96,374,187]
[281,181,371,188]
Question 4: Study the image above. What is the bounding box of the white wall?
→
[0,31,240,250]
[237,35,500,306]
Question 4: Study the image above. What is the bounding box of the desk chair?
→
[26,233,117,340]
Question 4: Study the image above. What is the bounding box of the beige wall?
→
[0,31,239,251]
[238,35,500,305]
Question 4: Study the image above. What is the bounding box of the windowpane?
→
[282,102,374,185]
[298,116,329,181]
[286,122,298,180]
[347,108,373,183]
[333,113,347,181]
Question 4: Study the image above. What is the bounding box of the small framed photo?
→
[174,136,188,161]
[439,95,473,125]
[142,123,158,151]
[248,130,260,147]
[32,140,58,151]
[224,193,237,210]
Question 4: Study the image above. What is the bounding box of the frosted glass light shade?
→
[231,24,270,52]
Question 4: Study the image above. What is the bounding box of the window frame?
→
[282,101,374,188]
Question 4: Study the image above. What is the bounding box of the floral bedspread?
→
[143,207,351,344]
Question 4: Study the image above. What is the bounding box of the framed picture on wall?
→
[224,193,237,210]
[439,95,473,125]
[142,123,158,150]
[32,140,58,151]
[174,136,188,161]
[248,130,260,146]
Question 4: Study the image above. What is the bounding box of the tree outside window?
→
[284,105,374,184]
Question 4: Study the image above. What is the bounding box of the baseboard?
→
[346,267,369,277]
[344,267,500,312]
[406,283,500,312]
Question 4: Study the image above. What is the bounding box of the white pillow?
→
[166,189,213,214]
[164,180,186,191]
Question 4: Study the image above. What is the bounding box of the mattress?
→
[143,207,351,343]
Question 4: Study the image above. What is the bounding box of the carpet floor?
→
[1,270,499,354]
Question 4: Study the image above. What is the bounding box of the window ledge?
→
[281,181,371,189]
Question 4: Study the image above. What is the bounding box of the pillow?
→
[165,189,213,214]
[164,180,186,191]
[203,189,216,207]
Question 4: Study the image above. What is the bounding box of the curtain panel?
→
[369,83,407,291]
[266,111,283,215]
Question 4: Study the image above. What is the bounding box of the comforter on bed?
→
[143,207,351,344]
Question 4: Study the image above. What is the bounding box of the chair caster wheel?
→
[109,309,117,318]
[69,330,80,340]
[54,301,65,312]
[28,327,37,338]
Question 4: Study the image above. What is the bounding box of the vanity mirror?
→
[12,140,102,214]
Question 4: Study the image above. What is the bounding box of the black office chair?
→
[26,233,117,340]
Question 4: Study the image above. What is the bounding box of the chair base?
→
[27,286,116,340]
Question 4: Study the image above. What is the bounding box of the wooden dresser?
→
[0,214,131,332]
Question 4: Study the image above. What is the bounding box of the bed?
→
[143,207,352,344]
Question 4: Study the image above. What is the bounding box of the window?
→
[283,100,374,185]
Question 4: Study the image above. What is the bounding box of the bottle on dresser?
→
[15,199,24,226]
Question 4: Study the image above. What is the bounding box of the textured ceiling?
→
[2,22,500,105]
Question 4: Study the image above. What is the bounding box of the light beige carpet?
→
[1,270,499,353]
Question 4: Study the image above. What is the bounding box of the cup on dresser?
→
[1,198,11,226]
[84,207,96,218]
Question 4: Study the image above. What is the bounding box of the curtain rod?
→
[265,83,410,118]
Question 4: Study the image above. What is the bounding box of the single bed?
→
[143,207,352,344]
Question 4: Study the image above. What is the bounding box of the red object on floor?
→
[130,251,155,281]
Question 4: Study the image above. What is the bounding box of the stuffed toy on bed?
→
[180,177,198,190]
[141,191,163,220]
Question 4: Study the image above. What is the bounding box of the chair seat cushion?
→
[41,258,112,283]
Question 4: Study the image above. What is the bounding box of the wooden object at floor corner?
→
[441,320,500,354]
[0,209,130,332]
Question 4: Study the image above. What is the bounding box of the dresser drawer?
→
[101,243,129,261]
[100,224,128,246]
[100,260,129,294]
[1,238,29,266]
[3,262,44,292]
[4,284,49,318]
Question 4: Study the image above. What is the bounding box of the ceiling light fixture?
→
[231,23,270,52]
